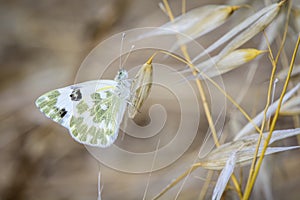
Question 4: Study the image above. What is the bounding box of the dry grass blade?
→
[152,1,242,198]
[175,5,241,46]
[213,3,281,62]
[151,163,201,200]
[138,4,240,45]
[280,96,300,115]
[234,83,300,140]
[234,11,285,105]
[152,128,300,199]
[192,1,284,63]
[292,6,300,32]
[200,128,300,170]
[196,48,266,78]
[212,152,237,200]
[242,33,300,200]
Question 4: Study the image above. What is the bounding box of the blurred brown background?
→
[0,0,299,199]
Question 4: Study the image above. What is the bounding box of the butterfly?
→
[35,69,131,148]
[35,56,154,148]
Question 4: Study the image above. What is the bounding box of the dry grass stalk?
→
[242,33,300,200]
[139,4,241,45]
[201,128,300,170]
[212,151,237,200]
[152,127,300,199]
[151,1,300,199]
[292,6,300,32]
[235,83,300,140]
[192,1,284,63]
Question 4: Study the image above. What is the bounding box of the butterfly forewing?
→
[35,88,74,128]
[36,80,129,148]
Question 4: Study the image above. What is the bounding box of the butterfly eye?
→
[115,69,128,80]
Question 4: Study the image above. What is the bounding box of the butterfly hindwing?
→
[36,80,129,147]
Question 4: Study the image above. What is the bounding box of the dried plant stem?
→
[275,0,292,63]
[280,110,300,115]
[243,36,277,198]
[200,73,261,133]
[275,0,300,142]
[181,0,186,15]
[152,163,202,200]
[185,51,221,147]
[243,4,292,198]
[162,0,222,156]
[162,0,219,152]
[198,170,214,200]
[150,49,273,199]
[243,34,300,200]
[160,0,242,198]
[162,0,174,20]
[156,50,261,134]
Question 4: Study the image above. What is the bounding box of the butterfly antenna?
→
[119,32,126,70]
[122,45,135,68]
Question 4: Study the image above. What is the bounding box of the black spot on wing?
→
[70,89,82,101]
[59,108,67,118]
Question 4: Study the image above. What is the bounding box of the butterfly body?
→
[35,69,131,148]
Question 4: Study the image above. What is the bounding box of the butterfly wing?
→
[35,80,129,147]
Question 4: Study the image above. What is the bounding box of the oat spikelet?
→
[128,56,153,119]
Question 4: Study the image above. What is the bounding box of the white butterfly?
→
[35,69,131,148]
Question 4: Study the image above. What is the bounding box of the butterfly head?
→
[115,69,128,81]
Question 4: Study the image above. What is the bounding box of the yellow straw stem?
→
[152,163,202,200]
[243,34,300,200]
[157,1,243,198]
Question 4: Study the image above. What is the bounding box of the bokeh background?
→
[0,0,299,199]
